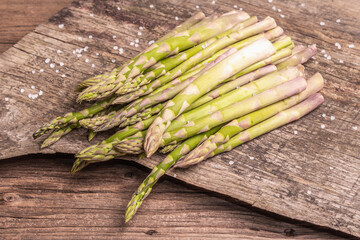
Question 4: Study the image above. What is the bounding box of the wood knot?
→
[284,228,295,237]
[145,230,157,235]
[124,171,134,179]
[3,193,17,202]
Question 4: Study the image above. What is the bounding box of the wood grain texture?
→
[0,0,359,238]
[1,155,355,239]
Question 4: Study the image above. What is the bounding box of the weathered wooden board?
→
[2,155,355,239]
[0,0,359,237]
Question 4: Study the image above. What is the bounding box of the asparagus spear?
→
[72,115,157,173]
[160,143,179,154]
[166,65,304,132]
[181,73,324,165]
[273,45,306,65]
[88,130,97,142]
[33,97,115,139]
[118,103,164,128]
[144,38,277,157]
[113,131,146,155]
[40,123,80,148]
[124,125,223,222]
[77,11,250,102]
[95,44,237,132]
[176,93,324,168]
[276,44,317,70]
[161,77,307,147]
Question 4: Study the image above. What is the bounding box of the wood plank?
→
[0,0,359,237]
[0,155,355,239]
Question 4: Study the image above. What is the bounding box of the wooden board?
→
[0,0,359,237]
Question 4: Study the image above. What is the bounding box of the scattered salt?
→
[90,13,94,17]
[300,3,305,7]
[277,8,282,12]
[5,97,9,101]
[229,160,234,165]
[59,62,64,66]
[148,40,155,45]
[294,130,298,135]
[339,59,344,63]
[173,173,177,178]
[280,14,285,18]
[321,49,326,53]
[335,42,341,49]
[233,5,237,8]
[320,22,325,26]
[58,24,64,29]
[321,124,325,129]
[272,6,276,10]
[39,69,44,73]
[112,59,116,63]
[119,48,124,54]
[196,5,199,9]
[91,64,95,68]
[130,41,134,46]
[353,126,358,130]
[31,85,35,89]
[77,54,82,58]
[268,0,273,2]
[95,52,99,56]
[31,70,35,74]
[112,35,117,39]
[20,89,25,93]
[138,31,142,36]
[249,156,254,160]
[211,0,216,4]
[61,74,66,78]
[175,16,179,21]
[78,37,82,41]
[45,58,50,63]
[330,116,335,121]
[336,19,341,23]
[85,59,89,63]
[50,63,55,68]
[113,46,119,50]
[322,113,326,117]
[39,90,43,96]
[135,43,139,48]
[149,4,154,8]
[135,38,139,43]
[307,190,312,195]
[139,26,143,30]
[89,35,93,39]
[329,166,334,170]
[327,55,332,60]
[56,69,59,73]
[57,49,62,54]
[117,6,121,10]
[348,44,355,48]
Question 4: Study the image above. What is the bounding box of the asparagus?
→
[276,44,317,70]
[115,17,278,99]
[33,97,114,139]
[72,115,157,173]
[181,73,324,165]
[113,131,146,155]
[78,105,123,130]
[166,65,304,132]
[40,123,80,148]
[160,143,179,154]
[118,103,164,128]
[177,93,324,168]
[77,11,249,102]
[124,125,223,222]
[95,44,237,132]
[273,45,306,65]
[144,38,278,157]
[88,130,97,142]
[161,77,307,147]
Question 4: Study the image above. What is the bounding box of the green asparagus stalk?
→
[40,123,80,148]
[273,45,306,65]
[166,65,304,132]
[77,11,249,102]
[160,143,179,154]
[124,125,223,222]
[144,38,278,157]
[72,115,157,173]
[78,105,123,130]
[118,103,164,128]
[161,77,307,147]
[177,93,324,167]
[95,44,238,132]
[276,44,317,70]
[113,131,146,155]
[33,97,115,139]
[181,73,324,165]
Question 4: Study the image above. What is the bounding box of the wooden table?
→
[0,0,358,239]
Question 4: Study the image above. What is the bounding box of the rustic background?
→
[0,0,359,239]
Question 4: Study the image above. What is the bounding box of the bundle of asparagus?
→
[33,10,323,222]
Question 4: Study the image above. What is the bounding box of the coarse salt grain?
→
[85,59,89,63]
[95,52,99,56]
[336,19,341,23]
[119,48,124,54]
[135,43,139,48]
[77,54,82,58]
[329,166,334,170]
[339,59,344,63]
[31,85,35,89]
[301,3,305,7]
[211,0,215,4]
[294,130,298,135]
[20,89,25,93]
[175,16,179,21]
[130,41,134,46]
[307,190,312,195]
[113,46,118,50]
[173,173,177,178]
[57,49,62,54]
[335,42,341,49]
[5,97,9,101]
[91,64,95,68]
[78,37,82,41]
[45,58,50,63]
[278,8,282,12]
[196,5,199,8]
[50,63,55,68]
[322,113,326,117]
[327,55,332,60]
[139,26,143,30]
[31,70,35,74]
[135,39,139,43]
[330,116,335,121]
[39,90,43,95]
[320,22,325,26]
[149,4,154,8]
[321,124,325,129]
[268,0,273,2]
[272,6,276,10]
[39,69,44,73]
[89,35,93,39]
[348,44,355,48]
[56,69,59,73]
[138,31,142,36]
[61,74,66,78]
[112,35,116,39]
[280,14,285,18]
[321,49,326,53]
[117,6,121,10]
[90,13,94,17]
[59,62,64,66]
[148,40,155,45]
[58,24,64,28]
[353,126,358,130]
[112,59,116,63]
[233,5,237,8]
[229,160,234,165]
[249,156,254,160]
